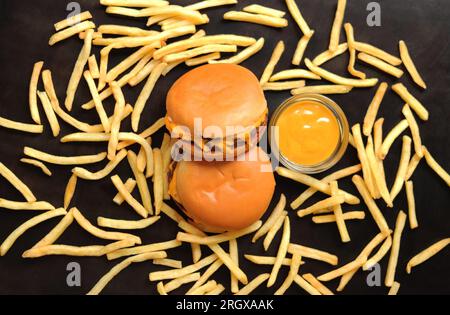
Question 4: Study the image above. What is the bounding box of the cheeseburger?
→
[166,64,268,160]
[168,147,275,231]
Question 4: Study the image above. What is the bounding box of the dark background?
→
[0,0,448,295]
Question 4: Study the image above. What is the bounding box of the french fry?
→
[293,275,321,295]
[186,0,237,11]
[84,70,110,133]
[24,147,107,165]
[28,61,44,124]
[210,37,264,65]
[163,45,236,64]
[153,149,164,214]
[276,167,360,205]
[344,23,366,79]
[312,211,365,224]
[207,284,225,295]
[72,207,141,244]
[98,47,109,91]
[97,216,160,230]
[318,255,368,282]
[305,58,378,88]
[32,209,74,248]
[405,181,418,229]
[187,260,223,294]
[156,282,168,295]
[100,0,169,7]
[402,104,423,158]
[351,124,376,197]
[20,158,52,176]
[72,149,127,181]
[297,195,345,218]
[388,282,401,295]
[139,6,206,24]
[132,62,167,132]
[423,147,450,186]
[392,83,429,121]
[164,272,200,293]
[149,254,217,281]
[98,24,157,37]
[312,43,348,66]
[187,280,217,295]
[328,0,346,52]
[263,80,305,91]
[49,20,95,46]
[399,40,426,89]
[302,273,334,295]
[252,194,286,242]
[353,41,402,66]
[270,69,320,81]
[390,136,411,202]
[275,253,302,295]
[352,175,390,236]
[128,151,153,214]
[363,82,388,136]
[107,239,181,260]
[178,221,262,245]
[285,0,311,35]
[358,53,404,78]
[0,199,54,211]
[330,181,350,243]
[0,116,43,134]
[245,255,295,266]
[292,31,314,66]
[64,173,77,209]
[378,119,409,160]
[153,258,182,269]
[54,11,92,31]
[0,208,66,256]
[65,28,93,111]
[291,85,352,95]
[108,82,126,160]
[153,35,256,60]
[243,4,285,18]
[405,151,423,181]
[385,210,407,287]
[235,274,270,295]
[88,251,167,295]
[267,215,290,288]
[160,202,185,223]
[111,175,148,218]
[363,236,392,270]
[88,55,100,79]
[36,91,60,137]
[406,238,450,274]
[223,11,288,28]
[229,239,239,293]
[113,178,136,205]
[129,60,158,87]
[0,162,36,202]
[263,211,287,251]
[185,52,221,66]
[260,41,285,85]
[373,118,384,156]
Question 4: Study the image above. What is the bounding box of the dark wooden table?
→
[0,0,449,294]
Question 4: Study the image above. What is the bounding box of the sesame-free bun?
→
[166,64,268,137]
[172,147,275,231]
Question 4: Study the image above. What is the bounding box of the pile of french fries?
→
[0,0,449,295]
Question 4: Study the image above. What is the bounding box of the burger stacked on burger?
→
[165,64,275,232]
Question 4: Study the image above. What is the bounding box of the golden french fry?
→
[344,23,366,79]
[243,4,285,18]
[32,210,74,248]
[352,175,390,235]
[392,83,428,121]
[305,58,378,87]
[388,282,401,295]
[288,243,338,265]
[244,255,295,266]
[312,43,348,66]
[402,104,423,158]
[64,173,77,209]
[330,181,350,243]
[253,194,286,242]
[0,116,43,134]
[37,91,60,137]
[291,85,352,95]
[302,273,334,295]
[358,52,404,78]
[363,236,392,270]
[153,258,182,269]
[423,147,450,186]
[285,0,311,35]
[260,41,285,85]
[128,151,153,214]
[72,149,127,181]
[223,11,288,28]
[185,52,221,66]
[292,31,314,65]
[108,82,126,160]
[111,175,148,218]
[210,37,264,65]
[187,280,217,295]
[24,147,106,165]
[65,29,93,111]
[49,20,95,46]
[97,216,160,230]
[405,181,418,229]
[385,211,407,287]
[268,216,289,288]
[0,162,36,202]
[297,194,345,218]
[318,255,367,282]
[187,260,224,294]
[390,136,412,202]
[54,11,92,31]
[164,45,236,64]
[399,40,426,89]
[88,251,167,295]
[153,149,164,214]
[164,272,200,293]
[235,274,270,295]
[293,275,321,295]
[0,199,54,211]
[113,178,136,205]
[274,253,302,295]
[88,55,100,79]
[270,69,320,81]
[263,80,305,91]
[84,70,110,132]
[98,24,157,36]
[379,119,409,160]
[229,239,239,293]
[405,151,423,181]
[0,208,66,256]
[353,41,402,66]
[328,0,346,52]
[363,82,388,136]
[406,238,450,274]
[20,158,52,176]
[28,61,44,124]
[100,0,169,7]
[107,239,181,260]
[312,211,365,224]
[351,124,376,197]
[263,211,287,251]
